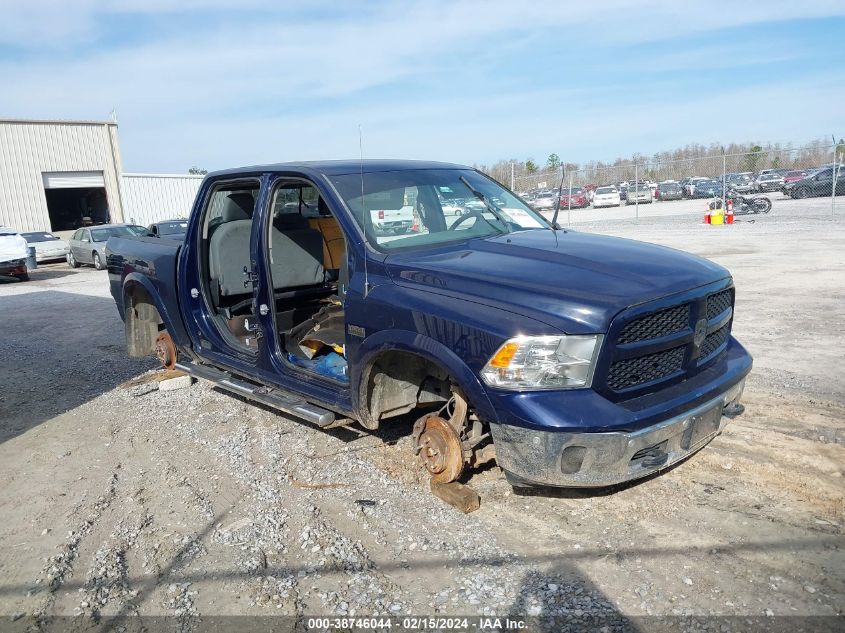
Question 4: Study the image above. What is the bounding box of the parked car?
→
[592,186,621,208]
[754,173,785,193]
[20,231,69,262]
[0,226,30,281]
[626,183,653,204]
[559,187,589,209]
[67,223,150,270]
[105,159,751,491]
[691,180,723,199]
[439,199,465,216]
[782,170,809,185]
[784,166,845,199]
[612,182,627,201]
[149,219,190,240]
[656,181,683,201]
[530,191,557,212]
[681,177,710,198]
[725,173,755,194]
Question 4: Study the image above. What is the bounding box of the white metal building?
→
[121,173,203,226]
[0,118,125,233]
[0,118,205,235]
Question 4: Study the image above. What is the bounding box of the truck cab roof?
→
[208,159,468,179]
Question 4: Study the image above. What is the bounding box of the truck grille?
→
[617,304,689,344]
[706,289,733,319]
[597,284,735,397]
[606,346,685,391]
[699,322,731,360]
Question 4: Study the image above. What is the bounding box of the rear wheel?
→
[793,186,810,199]
[92,251,104,270]
[752,197,772,214]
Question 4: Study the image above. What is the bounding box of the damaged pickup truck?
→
[107,160,751,490]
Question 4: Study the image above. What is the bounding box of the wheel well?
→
[361,351,452,429]
[124,285,163,357]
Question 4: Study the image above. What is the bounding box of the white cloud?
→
[1,1,843,170]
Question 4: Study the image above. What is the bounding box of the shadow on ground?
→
[0,289,156,443]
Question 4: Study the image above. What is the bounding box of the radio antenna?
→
[551,165,566,230]
[359,125,369,298]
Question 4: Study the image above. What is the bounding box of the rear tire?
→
[752,197,772,214]
[793,186,810,199]
[93,252,104,270]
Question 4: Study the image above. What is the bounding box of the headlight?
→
[480,334,603,391]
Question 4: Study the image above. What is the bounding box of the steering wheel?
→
[448,210,486,231]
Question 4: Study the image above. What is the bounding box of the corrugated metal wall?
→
[120,174,203,226]
[0,120,124,232]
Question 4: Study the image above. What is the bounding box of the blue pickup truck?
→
[107,160,752,489]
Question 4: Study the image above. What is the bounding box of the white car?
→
[0,226,30,281]
[370,205,416,235]
[21,231,69,262]
[592,186,621,208]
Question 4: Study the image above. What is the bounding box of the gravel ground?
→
[0,205,843,632]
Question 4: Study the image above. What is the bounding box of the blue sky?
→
[1,1,843,172]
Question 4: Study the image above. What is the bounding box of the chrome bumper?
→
[490,380,745,488]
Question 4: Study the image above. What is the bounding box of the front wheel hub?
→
[413,415,464,483]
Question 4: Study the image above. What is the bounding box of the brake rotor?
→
[413,415,464,484]
[154,331,177,370]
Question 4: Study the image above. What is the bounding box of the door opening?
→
[44,187,110,231]
[267,181,348,383]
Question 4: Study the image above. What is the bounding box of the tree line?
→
[477,137,845,188]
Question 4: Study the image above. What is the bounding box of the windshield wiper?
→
[458,176,511,233]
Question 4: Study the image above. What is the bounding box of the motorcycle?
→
[708,187,772,215]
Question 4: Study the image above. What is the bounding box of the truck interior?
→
[202,180,348,383]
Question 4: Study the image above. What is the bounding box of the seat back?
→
[208,193,255,298]
[270,224,325,289]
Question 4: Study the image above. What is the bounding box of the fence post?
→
[568,172,573,226]
[832,147,839,216]
[634,163,639,220]
[511,162,515,191]
[722,153,727,212]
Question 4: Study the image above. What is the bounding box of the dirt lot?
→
[1,202,843,631]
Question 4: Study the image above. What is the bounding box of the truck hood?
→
[385,229,729,333]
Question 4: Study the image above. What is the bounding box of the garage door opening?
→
[42,171,111,231]
[44,187,110,231]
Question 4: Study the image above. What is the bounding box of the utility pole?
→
[510,162,515,191]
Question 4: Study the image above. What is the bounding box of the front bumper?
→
[490,380,745,488]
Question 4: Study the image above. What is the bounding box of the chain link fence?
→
[493,142,844,219]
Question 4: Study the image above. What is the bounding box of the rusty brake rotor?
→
[413,414,464,484]
[154,331,178,370]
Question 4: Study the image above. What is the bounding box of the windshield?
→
[596,187,615,194]
[329,168,550,252]
[157,221,188,235]
[91,226,141,242]
[21,232,58,242]
[563,187,583,194]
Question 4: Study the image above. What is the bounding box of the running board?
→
[175,362,335,427]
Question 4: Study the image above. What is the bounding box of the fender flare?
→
[351,328,499,426]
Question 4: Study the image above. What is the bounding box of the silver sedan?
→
[67,224,150,270]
